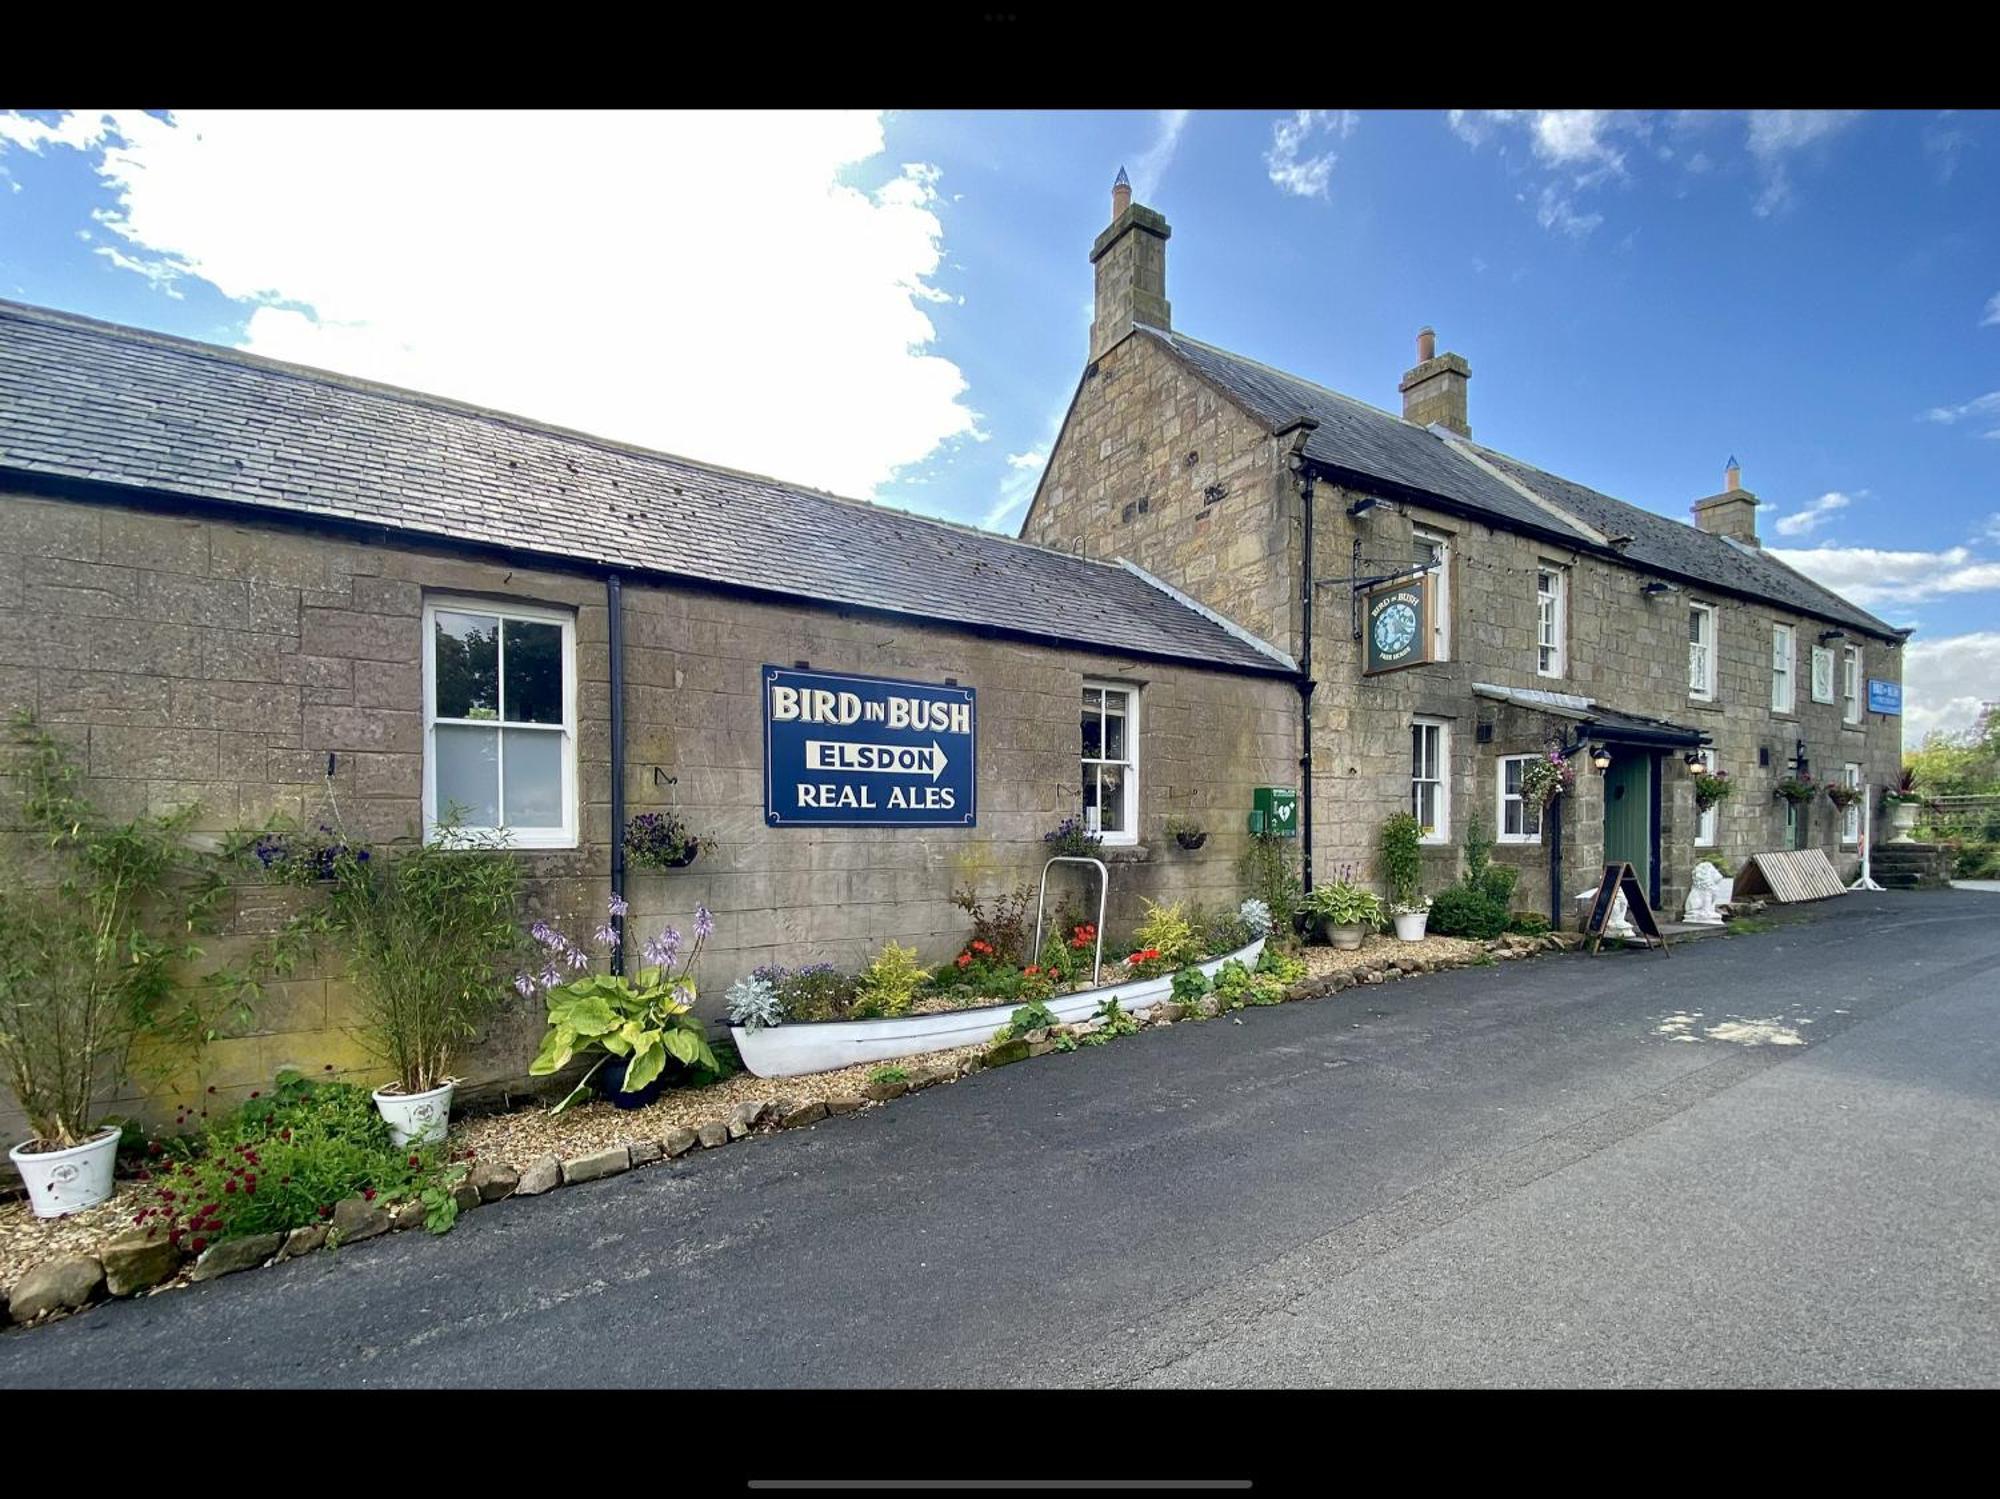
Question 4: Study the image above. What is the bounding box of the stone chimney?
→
[1089,166,1171,361]
[1692,456,1760,545]
[1399,326,1471,436]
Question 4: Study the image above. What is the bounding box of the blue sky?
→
[2,109,1995,738]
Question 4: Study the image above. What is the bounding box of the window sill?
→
[1686,697,1722,712]
[1100,843,1150,864]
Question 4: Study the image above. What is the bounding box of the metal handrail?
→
[1032,856,1108,986]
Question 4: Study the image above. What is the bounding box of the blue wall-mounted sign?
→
[1866,678,1902,716]
[763,666,976,827]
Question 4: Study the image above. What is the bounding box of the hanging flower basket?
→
[1773,774,1820,807]
[1520,748,1575,806]
[1692,769,1734,813]
[1824,784,1862,812]
[625,811,703,871]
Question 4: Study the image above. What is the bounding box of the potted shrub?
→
[1883,768,1923,844]
[1165,816,1209,852]
[1378,812,1430,942]
[1,717,230,1217]
[526,901,721,1111]
[1301,880,1383,950]
[252,811,524,1147]
[625,810,704,871]
[1042,815,1104,859]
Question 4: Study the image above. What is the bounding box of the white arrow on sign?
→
[803,739,950,781]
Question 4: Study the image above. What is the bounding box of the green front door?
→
[1602,751,1653,898]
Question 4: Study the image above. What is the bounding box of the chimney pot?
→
[1693,460,1759,546]
[1111,165,1132,220]
[1725,455,1741,492]
[1417,326,1436,363]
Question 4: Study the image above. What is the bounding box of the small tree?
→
[0,714,230,1148]
[1378,812,1426,912]
[249,807,524,1096]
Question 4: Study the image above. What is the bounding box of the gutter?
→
[1280,419,1320,894]
[607,573,627,975]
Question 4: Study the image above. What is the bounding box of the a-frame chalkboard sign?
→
[1583,862,1668,954]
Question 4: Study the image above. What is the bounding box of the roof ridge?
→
[1141,324,1420,432]
[0,296,1117,578]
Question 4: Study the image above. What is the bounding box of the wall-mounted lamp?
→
[1684,750,1708,773]
[1346,495,1381,519]
[1642,580,1680,598]
[1818,629,1847,645]
[1590,745,1613,772]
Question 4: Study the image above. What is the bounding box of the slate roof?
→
[1136,325,1901,642]
[0,299,1293,676]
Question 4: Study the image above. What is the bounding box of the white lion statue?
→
[1681,861,1733,926]
[1576,883,1633,938]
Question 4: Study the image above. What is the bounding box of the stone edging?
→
[4,929,1590,1329]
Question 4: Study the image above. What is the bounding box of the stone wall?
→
[1022,333,1299,658]
[0,490,1296,1138]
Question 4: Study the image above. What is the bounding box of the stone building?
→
[1024,175,1908,924]
[0,299,1298,1133]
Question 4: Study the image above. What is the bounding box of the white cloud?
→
[1982,291,2000,328]
[984,445,1052,533]
[1921,390,2000,438]
[1265,110,1355,199]
[1903,631,2000,741]
[1128,110,1191,200]
[1448,108,1864,228]
[1770,490,1852,538]
[1744,109,1864,216]
[1772,543,2000,606]
[0,109,978,499]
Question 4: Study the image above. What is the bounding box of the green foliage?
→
[867,1065,908,1085]
[1479,862,1519,906]
[1692,771,1734,812]
[853,940,928,1019]
[1427,883,1510,940]
[951,882,1035,966]
[1246,974,1290,1006]
[134,1071,459,1250]
[1255,945,1307,985]
[1462,812,1493,893]
[1239,833,1302,936]
[775,965,861,1023]
[1211,958,1254,1012]
[1378,813,1425,910]
[1077,996,1140,1047]
[1505,911,1552,937]
[245,806,524,1096]
[1204,908,1253,955]
[996,997,1059,1041]
[1170,965,1213,1004]
[1128,898,1203,976]
[1042,816,1103,859]
[0,714,234,1148]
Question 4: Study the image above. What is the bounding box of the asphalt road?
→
[4,890,1996,1388]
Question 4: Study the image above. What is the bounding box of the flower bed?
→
[1,922,1596,1328]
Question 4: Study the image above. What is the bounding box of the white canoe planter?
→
[730,936,1266,1078]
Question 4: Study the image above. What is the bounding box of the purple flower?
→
[564,943,591,972]
[593,924,619,946]
[530,921,558,949]
[607,893,630,919]
[540,965,561,991]
[513,973,537,999]
[643,927,682,968]
[694,904,714,940]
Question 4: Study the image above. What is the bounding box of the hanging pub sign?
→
[763,665,976,827]
[1363,573,1434,676]
[1866,678,1902,716]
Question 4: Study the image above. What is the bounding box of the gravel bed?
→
[1299,931,1496,980]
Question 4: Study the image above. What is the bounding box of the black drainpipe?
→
[1295,462,1317,894]
[607,572,627,975]
[1547,793,1563,931]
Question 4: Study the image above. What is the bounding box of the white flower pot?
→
[1328,924,1367,951]
[9,1127,121,1219]
[1392,909,1430,943]
[372,1081,455,1148]
[1887,801,1919,845]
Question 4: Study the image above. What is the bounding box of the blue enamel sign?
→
[1866,678,1902,716]
[763,666,976,827]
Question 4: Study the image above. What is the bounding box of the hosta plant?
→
[525,899,721,1112]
